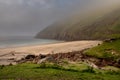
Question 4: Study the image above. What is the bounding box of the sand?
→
[0,40,102,65]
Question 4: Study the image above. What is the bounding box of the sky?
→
[0,0,120,36]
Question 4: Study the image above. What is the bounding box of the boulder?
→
[25,54,36,59]
[37,56,55,64]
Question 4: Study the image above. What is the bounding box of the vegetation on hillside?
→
[36,8,120,41]
[84,38,120,61]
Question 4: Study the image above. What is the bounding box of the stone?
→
[25,54,36,59]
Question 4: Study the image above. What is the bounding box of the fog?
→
[0,0,120,36]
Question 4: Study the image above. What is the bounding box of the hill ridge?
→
[36,8,120,41]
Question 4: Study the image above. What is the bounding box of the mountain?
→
[36,8,120,41]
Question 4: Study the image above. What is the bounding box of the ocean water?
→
[0,36,62,48]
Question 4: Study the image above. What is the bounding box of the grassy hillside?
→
[84,38,120,61]
[36,8,120,41]
[0,63,120,80]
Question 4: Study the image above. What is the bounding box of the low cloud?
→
[0,0,120,36]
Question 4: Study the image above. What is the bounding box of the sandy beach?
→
[0,40,102,65]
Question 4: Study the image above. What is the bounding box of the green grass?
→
[0,63,120,80]
[109,34,120,39]
[84,39,120,61]
[114,25,120,30]
[1,39,120,80]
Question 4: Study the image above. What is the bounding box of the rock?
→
[37,56,55,64]
[104,38,118,42]
[15,57,24,61]
[32,54,47,63]
[8,58,15,60]
[0,65,5,69]
[25,54,36,59]
[86,60,98,69]
[39,54,47,59]
[37,58,47,64]
[9,51,16,56]
[117,59,120,64]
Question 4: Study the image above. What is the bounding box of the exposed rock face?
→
[36,8,120,41]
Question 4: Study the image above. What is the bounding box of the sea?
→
[0,36,62,48]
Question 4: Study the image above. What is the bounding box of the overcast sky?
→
[0,0,120,36]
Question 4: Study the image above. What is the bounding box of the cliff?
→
[36,8,120,41]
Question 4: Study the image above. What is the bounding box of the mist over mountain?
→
[0,0,120,37]
[36,4,120,41]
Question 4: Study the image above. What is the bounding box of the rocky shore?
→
[15,50,120,69]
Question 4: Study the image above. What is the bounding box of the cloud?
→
[0,0,120,36]
[0,0,60,36]
[0,0,55,9]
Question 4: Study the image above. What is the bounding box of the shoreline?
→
[0,40,102,65]
[0,40,102,54]
[0,39,64,49]
[0,41,63,49]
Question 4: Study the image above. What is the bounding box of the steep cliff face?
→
[36,9,120,41]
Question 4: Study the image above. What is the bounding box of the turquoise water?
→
[0,36,61,48]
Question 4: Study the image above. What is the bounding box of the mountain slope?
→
[36,8,120,41]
